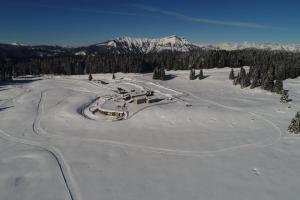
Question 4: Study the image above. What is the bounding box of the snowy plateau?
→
[1,68,300,200]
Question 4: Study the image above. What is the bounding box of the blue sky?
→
[0,0,299,46]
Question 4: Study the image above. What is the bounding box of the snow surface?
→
[0,69,300,200]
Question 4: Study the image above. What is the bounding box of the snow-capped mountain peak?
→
[95,35,198,53]
[157,35,189,45]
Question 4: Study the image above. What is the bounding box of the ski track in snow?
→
[1,73,299,200]
[32,78,284,158]
[0,86,82,200]
[33,91,48,136]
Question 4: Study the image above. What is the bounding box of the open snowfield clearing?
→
[0,68,300,200]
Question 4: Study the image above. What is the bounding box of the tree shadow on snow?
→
[0,88,10,92]
[0,78,42,86]
[0,106,14,112]
[197,75,210,80]
[164,74,177,80]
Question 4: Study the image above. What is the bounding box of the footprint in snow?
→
[252,168,261,176]
[210,118,217,122]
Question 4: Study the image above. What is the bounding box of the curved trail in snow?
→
[0,128,80,200]
[0,87,31,108]
[163,83,284,148]
[32,90,81,200]
[33,91,48,135]
[35,78,284,158]
[137,77,284,148]
[0,85,82,200]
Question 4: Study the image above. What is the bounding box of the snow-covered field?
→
[0,68,300,200]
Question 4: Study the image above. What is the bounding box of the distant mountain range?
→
[1,35,300,59]
[204,42,300,52]
[94,35,198,53]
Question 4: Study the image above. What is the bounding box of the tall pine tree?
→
[273,79,283,94]
[199,69,204,80]
[189,68,195,80]
[229,68,235,80]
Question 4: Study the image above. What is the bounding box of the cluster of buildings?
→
[90,86,163,120]
[113,87,161,105]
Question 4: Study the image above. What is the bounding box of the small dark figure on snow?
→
[88,74,93,81]
[112,73,116,79]
[288,112,300,134]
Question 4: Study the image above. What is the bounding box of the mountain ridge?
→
[2,35,300,59]
[93,35,198,53]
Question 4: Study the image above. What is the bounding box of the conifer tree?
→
[240,67,246,80]
[199,69,204,79]
[189,68,195,80]
[88,73,93,81]
[262,68,274,91]
[273,80,283,94]
[288,112,300,134]
[250,67,262,89]
[233,72,241,85]
[152,67,165,80]
[241,72,251,88]
[280,90,290,103]
[152,67,159,80]
[160,67,165,80]
[229,68,235,80]
[250,77,262,89]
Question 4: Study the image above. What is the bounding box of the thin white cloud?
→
[134,4,284,30]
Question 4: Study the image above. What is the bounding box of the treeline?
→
[1,49,300,81]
